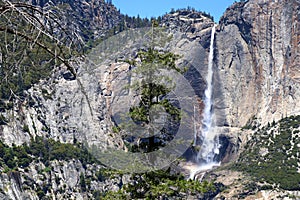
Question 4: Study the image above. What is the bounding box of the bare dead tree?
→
[0,0,84,101]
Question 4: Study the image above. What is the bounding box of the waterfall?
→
[189,24,220,179]
[196,24,219,164]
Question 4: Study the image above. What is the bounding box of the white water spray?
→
[197,24,220,164]
[189,24,220,179]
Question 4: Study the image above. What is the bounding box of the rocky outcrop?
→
[0,160,131,199]
[214,0,300,127]
[162,9,214,36]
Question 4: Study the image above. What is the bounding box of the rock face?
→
[0,160,131,200]
[214,0,300,127]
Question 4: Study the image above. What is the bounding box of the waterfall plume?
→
[189,24,220,179]
[196,24,220,164]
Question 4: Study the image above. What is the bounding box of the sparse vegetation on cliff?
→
[234,115,300,190]
[0,136,97,171]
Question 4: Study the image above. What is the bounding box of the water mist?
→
[190,24,220,179]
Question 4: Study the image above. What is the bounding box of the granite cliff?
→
[214,0,300,128]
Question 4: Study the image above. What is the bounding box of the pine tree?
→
[121,21,181,153]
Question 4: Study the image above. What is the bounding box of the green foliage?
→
[159,99,181,120]
[0,139,221,199]
[28,136,97,166]
[122,46,182,152]
[103,189,129,200]
[36,188,46,199]
[92,190,102,200]
[43,166,52,173]
[129,81,179,124]
[129,105,148,122]
[95,168,110,182]
[103,169,217,199]
[80,172,86,192]
[241,115,258,130]
[234,115,300,190]
[112,126,120,133]
[0,136,98,171]
[23,125,30,133]
[136,49,181,72]
[0,141,32,170]
[116,25,183,153]
[0,114,8,125]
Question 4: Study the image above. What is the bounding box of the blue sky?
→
[113,0,236,22]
